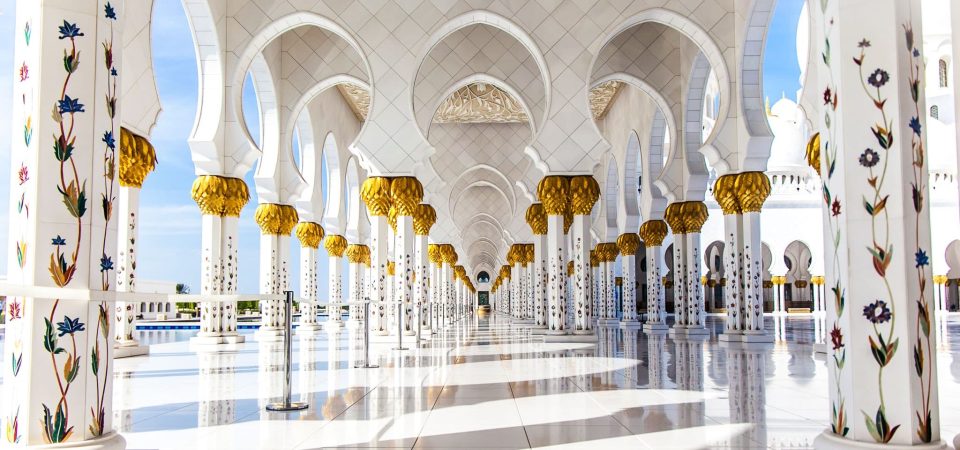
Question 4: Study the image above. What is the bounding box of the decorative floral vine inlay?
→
[902,21,934,444]
[853,34,902,444]
[819,0,849,438]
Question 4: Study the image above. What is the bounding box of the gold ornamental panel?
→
[639,220,668,247]
[806,132,821,176]
[360,177,392,216]
[413,204,437,236]
[536,176,570,216]
[734,172,771,213]
[191,175,250,217]
[569,176,600,216]
[680,202,709,234]
[119,127,157,188]
[664,202,686,235]
[323,235,348,257]
[254,203,299,236]
[616,233,641,256]
[389,177,423,216]
[712,174,741,215]
[296,222,326,249]
[526,203,547,235]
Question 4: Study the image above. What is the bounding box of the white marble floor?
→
[97,314,960,449]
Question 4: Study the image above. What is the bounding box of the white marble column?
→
[296,223,325,335]
[323,234,347,330]
[254,203,297,341]
[414,205,436,334]
[737,173,772,341]
[360,177,392,336]
[618,233,641,327]
[813,1,943,446]
[527,202,549,328]
[346,244,366,324]
[569,176,600,333]
[598,243,618,323]
[538,176,569,334]
[390,177,423,336]
[591,250,601,323]
[714,174,745,339]
[115,135,154,358]
[640,221,669,331]
[2,4,123,445]
[428,244,442,331]
[523,244,534,321]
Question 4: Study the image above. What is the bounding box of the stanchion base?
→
[266,402,309,412]
[354,364,380,369]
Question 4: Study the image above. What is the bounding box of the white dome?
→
[767,97,807,172]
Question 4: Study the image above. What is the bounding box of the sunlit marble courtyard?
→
[20,314,945,450]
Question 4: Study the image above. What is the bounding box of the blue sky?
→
[0,1,803,295]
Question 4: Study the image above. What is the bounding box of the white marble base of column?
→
[545,329,568,336]
[530,328,550,336]
[542,333,597,343]
[618,320,643,329]
[813,342,828,354]
[190,333,246,346]
[718,331,743,342]
[739,331,774,343]
[114,342,150,358]
[643,323,669,332]
[39,431,127,450]
[255,328,285,342]
[669,326,709,337]
[297,323,324,336]
[596,318,620,326]
[814,430,946,450]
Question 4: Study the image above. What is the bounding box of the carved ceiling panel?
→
[337,83,370,121]
[433,83,528,123]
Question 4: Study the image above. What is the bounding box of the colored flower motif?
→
[830,324,844,350]
[104,2,117,20]
[863,300,892,324]
[111,67,118,77]
[24,22,31,45]
[19,62,28,82]
[831,199,841,216]
[51,235,66,246]
[102,131,115,150]
[867,69,890,88]
[100,255,114,272]
[858,39,871,48]
[8,300,22,320]
[57,21,84,40]
[909,116,922,136]
[57,95,85,114]
[859,149,879,168]
[18,164,28,185]
[56,316,85,336]
[823,88,832,105]
[915,249,929,268]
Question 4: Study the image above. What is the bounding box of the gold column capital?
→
[734,172,771,213]
[597,243,618,262]
[523,244,534,266]
[567,260,574,276]
[191,175,250,217]
[346,244,367,264]
[681,201,709,234]
[569,175,600,215]
[428,244,443,267]
[323,234,348,257]
[526,203,548,235]
[664,202,686,235]
[413,204,437,235]
[387,261,396,276]
[590,250,599,267]
[639,220,669,247]
[806,132,821,176]
[119,127,157,188]
[295,222,325,249]
[254,203,299,235]
[387,204,398,233]
[440,244,458,265]
[500,265,511,279]
[390,176,424,216]
[563,209,573,234]
[536,176,570,216]
[360,177,392,216]
[616,233,641,256]
[712,174,741,215]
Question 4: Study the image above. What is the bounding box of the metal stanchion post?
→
[354,298,379,369]
[394,301,408,351]
[266,291,308,411]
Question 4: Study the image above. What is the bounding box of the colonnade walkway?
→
[100,314,960,449]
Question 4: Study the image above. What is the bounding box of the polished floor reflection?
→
[111,314,960,449]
